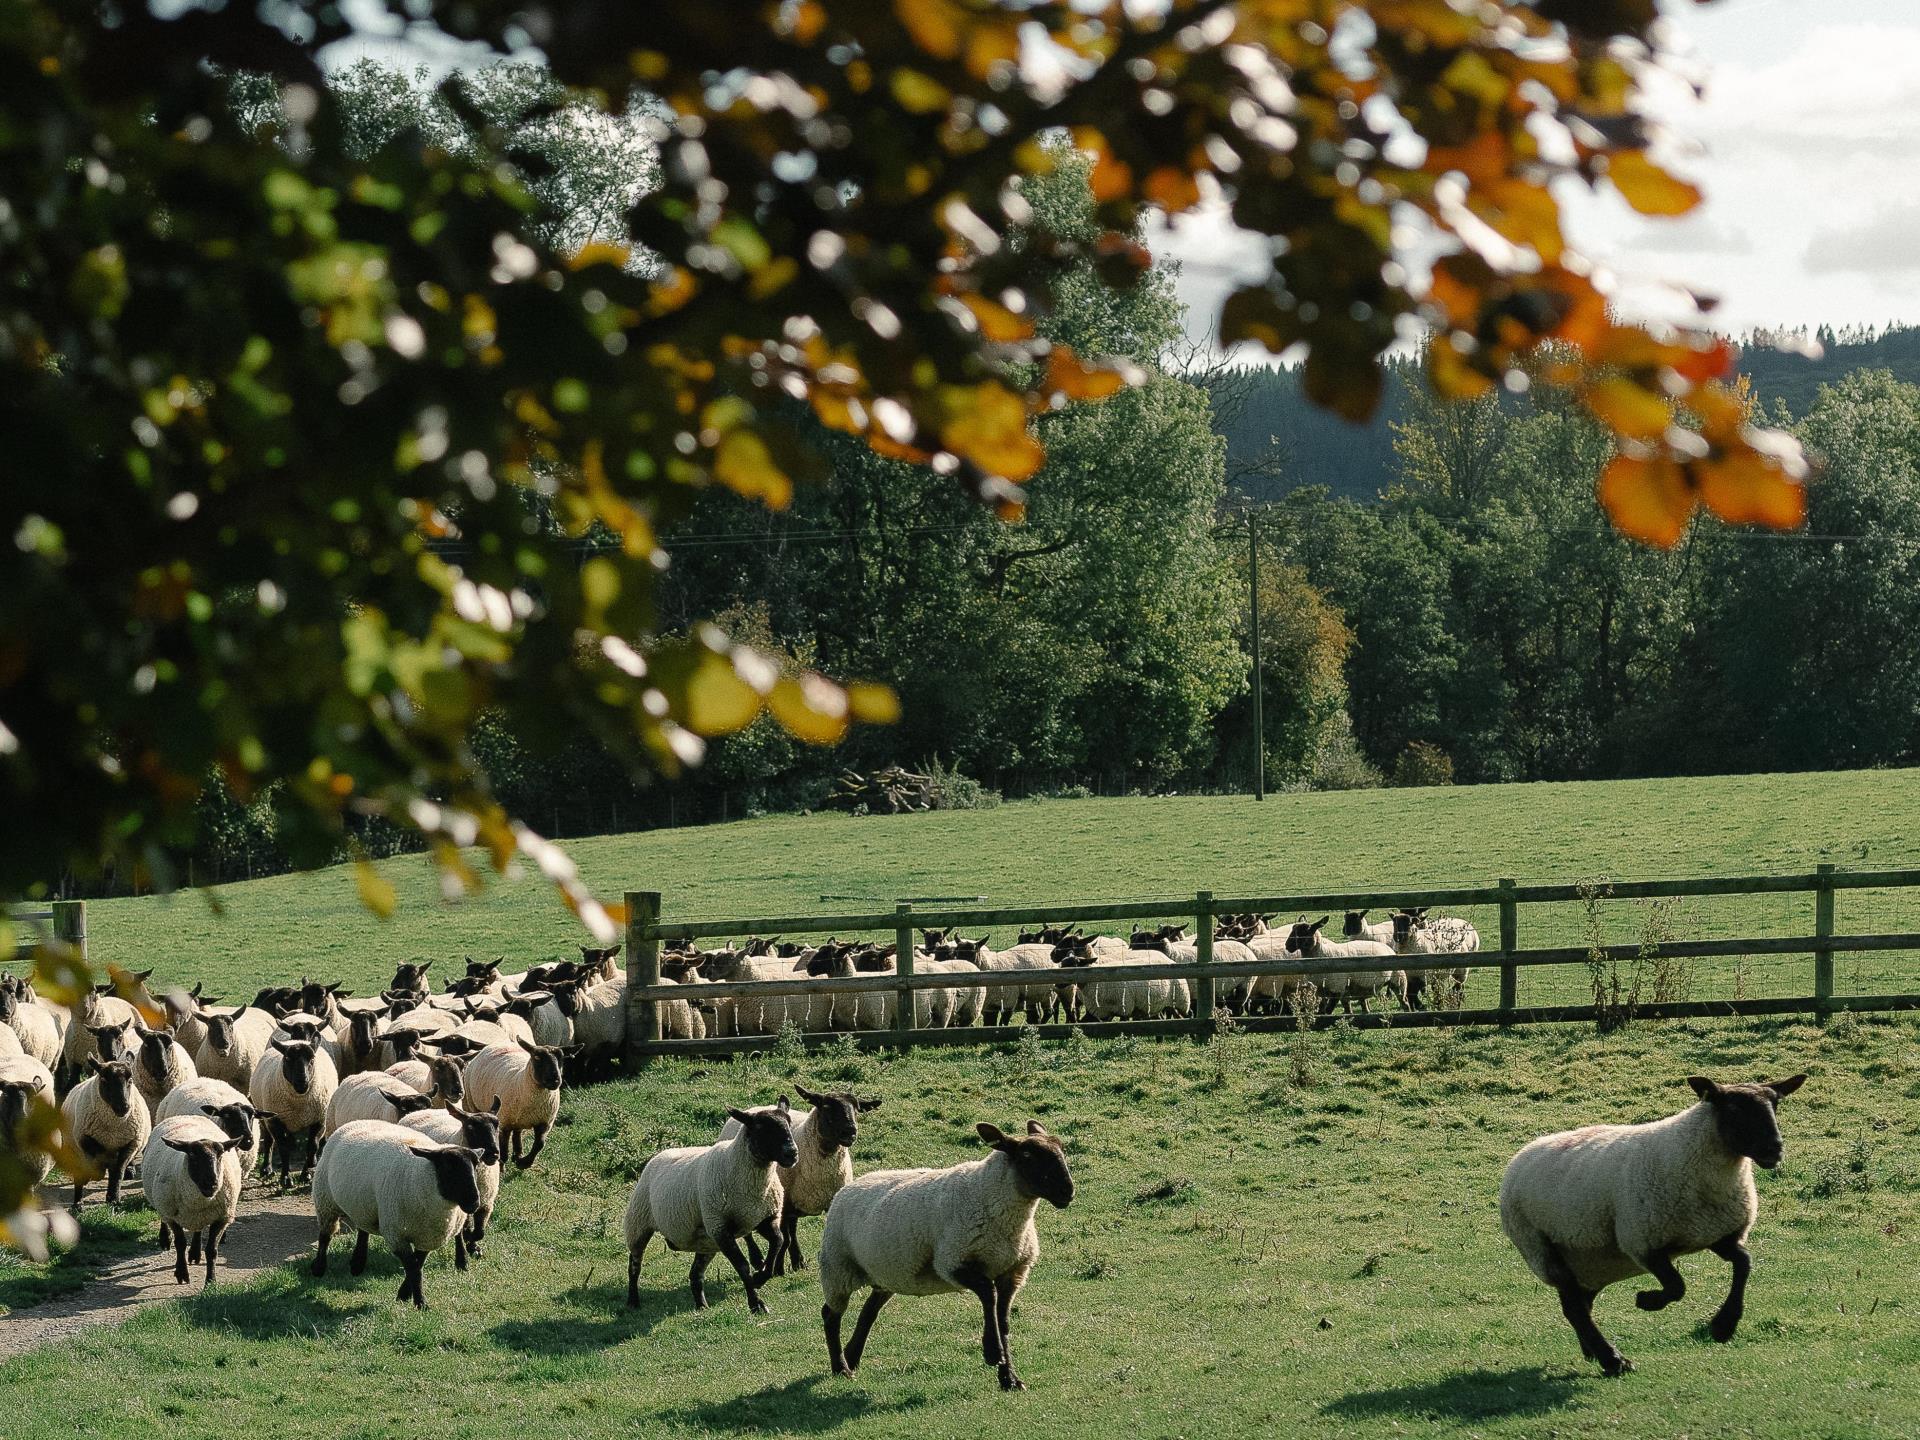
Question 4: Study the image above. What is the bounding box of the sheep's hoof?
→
[833,1362,855,1379]
[749,1297,771,1317]
[1599,1353,1633,1378]
[173,1263,190,1285]
[1707,1310,1741,1343]
[997,1365,1025,1391]
[1634,1289,1672,1311]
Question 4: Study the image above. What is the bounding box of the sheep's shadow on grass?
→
[1322,1365,1586,1423]
[486,1279,687,1349]
[659,1374,924,1433]
[175,1270,364,1340]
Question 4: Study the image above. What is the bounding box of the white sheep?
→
[155,1076,259,1173]
[719,1083,881,1276]
[461,1040,568,1169]
[61,1056,152,1211]
[1499,1073,1807,1375]
[1390,909,1477,1008]
[1342,909,1397,945]
[194,1006,279,1089]
[401,1100,504,1260]
[953,939,1054,1024]
[61,991,138,1076]
[158,983,217,1059]
[249,1036,339,1186]
[131,1023,197,1111]
[0,982,64,1070]
[310,1118,484,1307]
[0,1054,57,1190]
[819,1119,1074,1391]
[385,1052,467,1107]
[1283,918,1407,1012]
[623,1099,797,1313]
[323,1071,440,1138]
[141,1116,247,1286]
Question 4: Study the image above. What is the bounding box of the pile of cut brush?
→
[824,765,940,814]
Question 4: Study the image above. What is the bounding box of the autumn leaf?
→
[1608,152,1702,217]
[767,673,851,744]
[355,859,397,919]
[1598,454,1696,549]
[1695,452,1808,531]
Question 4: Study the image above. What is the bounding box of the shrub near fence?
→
[621,866,1920,1059]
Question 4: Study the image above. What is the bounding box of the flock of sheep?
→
[0,925,1808,1383]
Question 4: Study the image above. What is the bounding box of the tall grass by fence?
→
[621,865,1920,1058]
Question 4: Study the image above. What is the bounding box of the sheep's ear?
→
[795,1084,824,1105]
[1311,916,1329,931]
[517,1038,540,1055]
[1686,1076,1719,1101]
[269,1038,290,1056]
[775,1095,791,1115]
[222,1136,249,1153]
[406,1144,442,1161]
[1766,1073,1808,1098]
[162,1137,200,1154]
[856,1096,882,1112]
[1026,1120,1050,1137]
[86,1056,104,1074]
[488,1095,502,1114]
[725,1108,751,1126]
[976,1121,1010,1147]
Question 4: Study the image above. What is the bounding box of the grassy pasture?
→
[3,769,1919,1438]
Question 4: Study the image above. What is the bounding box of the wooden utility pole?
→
[1248,510,1264,801]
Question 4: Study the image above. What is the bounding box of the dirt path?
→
[0,1183,317,1360]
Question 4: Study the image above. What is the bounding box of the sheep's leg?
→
[688,1251,713,1310]
[270,1119,293,1188]
[744,1231,766,1273]
[188,1229,202,1264]
[507,1129,523,1166]
[404,1248,428,1309]
[750,1214,781,1282]
[311,1214,338,1276]
[626,1230,652,1309]
[171,1224,191,1284]
[954,1263,1003,1369]
[255,1120,274,1177]
[468,1204,491,1258]
[516,1124,548,1169]
[302,1126,321,1181]
[993,1275,1024,1391]
[1706,1233,1751,1342]
[784,1211,806,1272]
[1633,1248,1686,1311]
[105,1147,130,1207]
[453,1232,469,1271]
[844,1288,892,1371]
[824,1300,851,1377]
[205,1218,226,1286]
[349,1229,371,1276]
[716,1233,770,1315]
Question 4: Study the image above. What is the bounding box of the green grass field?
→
[5,770,1920,1438]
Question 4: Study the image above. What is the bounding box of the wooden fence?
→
[6,899,86,963]
[621,866,1920,1060]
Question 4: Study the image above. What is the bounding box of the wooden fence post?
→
[1497,878,1518,1023]
[625,890,661,1064]
[1813,862,1836,1021]
[894,904,916,1039]
[1193,891,1214,1034]
[51,899,86,963]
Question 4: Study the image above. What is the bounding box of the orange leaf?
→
[1586,376,1672,440]
[714,430,794,508]
[1144,166,1203,214]
[1598,454,1696,548]
[894,0,961,58]
[938,381,1042,481]
[1044,348,1128,401]
[1694,452,1808,532]
[961,293,1034,343]
[1608,152,1702,217]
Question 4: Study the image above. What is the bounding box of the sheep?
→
[563,977,628,1071]
[720,1083,881,1277]
[249,1036,339,1186]
[1500,1073,1807,1375]
[390,959,435,995]
[194,1005,279,1089]
[61,1056,152,1211]
[0,1021,17,1057]
[954,939,1057,1025]
[623,1099,798,1314]
[0,1054,57,1190]
[333,1002,390,1077]
[401,1100,504,1260]
[1390,909,1476,1009]
[158,982,218,1058]
[462,1040,569,1169]
[141,1116,247,1286]
[819,1119,1074,1391]
[0,981,65,1071]
[131,1022,197,1111]
[1283,918,1407,1013]
[385,1052,467,1107]
[155,1076,259,1173]
[310,1118,484,1306]
[1342,909,1397,946]
[1241,929,1306,1013]
[323,1071,440,1138]
[63,991,137,1076]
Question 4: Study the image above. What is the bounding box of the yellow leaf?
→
[1045,348,1128,401]
[890,68,951,114]
[938,381,1043,481]
[683,651,764,735]
[568,242,631,271]
[714,430,794,508]
[355,859,397,919]
[32,946,92,1005]
[895,0,961,58]
[847,682,901,724]
[767,674,850,745]
[1608,152,1702,217]
[1586,377,1672,440]
[1597,454,1695,549]
[961,293,1034,343]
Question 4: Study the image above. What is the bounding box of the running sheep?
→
[720,1083,881,1277]
[1390,909,1477,1009]
[155,1077,259,1173]
[0,1054,57,1190]
[820,1119,1074,1392]
[249,1036,339,1186]
[323,1071,440,1137]
[461,1040,569,1169]
[624,1099,798,1314]
[310,1118,485,1307]
[131,1022,197,1111]
[401,1100,504,1260]
[1283,918,1407,1013]
[1499,1072,1807,1375]
[61,1056,151,1212]
[141,1116,247,1286]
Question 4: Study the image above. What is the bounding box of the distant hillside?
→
[1209,322,1920,504]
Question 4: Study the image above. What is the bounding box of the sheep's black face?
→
[205,1102,255,1145]
[1391,913,1417,945]
[0,987,14,1023]
[202,1014,235,1054]
[138,1031,172,1079]
[458,1111,503,1167]
[88,1022,131,1062]
[0,1082,34,1135]
[433,1059,467,1105]
[414,1144,483,1213]
[163,1137,230,1197]
[982,1121,1074,1209]
[1284,921,1323,956]
[273,1041,317,1094]
[797,1085,879,1150]
[523,1044,565,1091]
[392,962,432,992]
[1342,911,1368,938]
[732,1105,798,1168]
[91,1059,135,1114]
[1689,1074,1807,1170]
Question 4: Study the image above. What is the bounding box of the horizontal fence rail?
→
[619,867,1920,1059]
[5,899,85,963]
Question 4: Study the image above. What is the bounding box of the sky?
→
[1152,0,1920,349]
